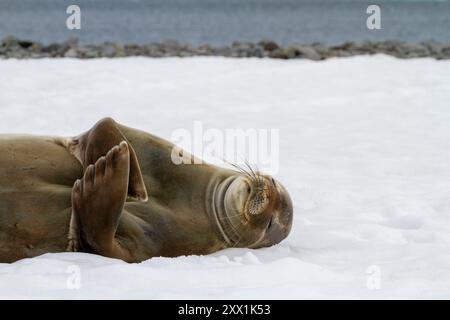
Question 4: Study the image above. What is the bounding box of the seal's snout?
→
[263,181,293,246]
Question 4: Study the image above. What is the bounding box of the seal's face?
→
[218,173,293,249]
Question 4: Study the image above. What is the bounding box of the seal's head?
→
[213,170,293,249]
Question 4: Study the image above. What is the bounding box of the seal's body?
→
[0,119,293,263]
[0,135,81,262]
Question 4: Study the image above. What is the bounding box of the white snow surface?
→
[0,56,449,299]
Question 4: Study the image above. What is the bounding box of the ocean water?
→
[0,0,449,45]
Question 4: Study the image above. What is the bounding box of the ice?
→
[0,55,449,299]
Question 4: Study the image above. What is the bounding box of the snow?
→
[0,56,449,299]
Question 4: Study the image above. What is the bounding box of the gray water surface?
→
[0,0,449,45]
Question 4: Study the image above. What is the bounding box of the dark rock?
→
[292,45,322,60]
[159,39,183,55]
[401,43,430,58]
[310,43,330,57]
[249,47,265,58]
[42,43,60,53]
[376,40,407,56]
[17,40,35,49]
[6,49,28,59]
[140,43,162,57]
[331,42,357,51]
[270,48,289,59]
[100,42,125,57]
[284,47,299,59]
[124,44,142,56]
[269,45,321,60]
[421,41,442,57]
[196,44,214,56]
[78,46,100,58]
[258,40,279,52]
[440,44,450,59]
[214,47,232,57]
[357,41,377,55]
[42,39,78,57]
[64,47,78,58]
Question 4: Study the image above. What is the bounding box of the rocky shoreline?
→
[1,36,449,60]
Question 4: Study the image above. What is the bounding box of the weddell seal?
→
[0,118,293,263]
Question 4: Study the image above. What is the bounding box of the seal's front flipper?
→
[68,141,133,261]
[69,117,148,202]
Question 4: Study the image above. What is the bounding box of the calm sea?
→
[0,0,449,45]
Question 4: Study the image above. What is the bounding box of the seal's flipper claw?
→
[69,117,148,202]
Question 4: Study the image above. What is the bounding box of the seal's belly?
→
[0,135,82,262]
